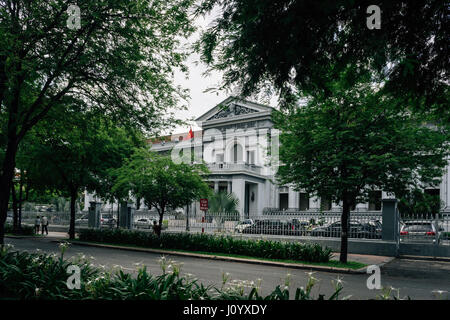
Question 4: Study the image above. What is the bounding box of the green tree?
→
[113,149,211,236]
[24,109,139,239]
[197,0,448,119]
[398,189,444,218]
[274,70,449,263]
[0,0,195,244]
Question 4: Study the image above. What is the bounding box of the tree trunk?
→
[18,180,26,229]
[17,169,24,230]
[11,183,18,232]
[69,189,77,240]
[157,207,164,237]
[116,199,120,228]
[339,195,351,264]
[0,141,19,245]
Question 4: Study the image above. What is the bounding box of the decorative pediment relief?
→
[208,104,257,120]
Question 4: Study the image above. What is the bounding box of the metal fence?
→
[8,209,449,246]
[133,210,384,240]
[399,212,450,246]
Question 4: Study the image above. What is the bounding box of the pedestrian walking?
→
[41,215,49,235]
[35,216,40,234]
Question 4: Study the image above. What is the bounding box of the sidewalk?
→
[330,252,394,267]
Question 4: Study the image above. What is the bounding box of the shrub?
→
[4,223,35,236]
[78,228,332,263]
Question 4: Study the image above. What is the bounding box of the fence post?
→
[382,199,399,242]
[88,202,101,229]
[119,202,134,229]
[186,204,190,232]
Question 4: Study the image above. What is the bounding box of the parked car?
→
[242,219,293,235]
[310,220,381,239]
[75,214,89,225]
[234,219,254,233]
[400,220,440,244]
[134,218,157,229]
[100,214,116,228]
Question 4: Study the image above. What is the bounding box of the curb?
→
[5,234,45,239]
[61,239,367,274]
[398,255,450,262]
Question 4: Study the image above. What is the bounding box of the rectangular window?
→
[299,193,309,211]
[425,189,440,197]
[279,193,289,210]
[247,151,255,164]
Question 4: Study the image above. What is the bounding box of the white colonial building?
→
[85,96,450,218]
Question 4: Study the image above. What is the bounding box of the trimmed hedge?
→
[5,223,35,236]
[78,228,332,263]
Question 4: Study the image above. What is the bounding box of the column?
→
[227,181,232,194]
[214,181,219,193]
[288,188,297,209]
[232,179,246,218]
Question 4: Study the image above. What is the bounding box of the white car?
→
[234,219,254,233]
[134,218,157,229]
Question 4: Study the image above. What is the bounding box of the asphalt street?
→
[4,236,450,300]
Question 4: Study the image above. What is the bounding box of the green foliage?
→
[197,0,449,121]
[4,223,34,236]
[208,192,240,228]
[208,192,239,214]
[0,0,196,243]
[274,70,449,207]
[113,148,211,228]
[0,246,342,300]
[273,68,449,263]
[78,228,332,263]
[398,189,444,218]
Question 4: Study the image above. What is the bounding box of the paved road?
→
[4,236,450,300]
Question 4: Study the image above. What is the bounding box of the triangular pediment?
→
[207,104,257,120]
[196,96,273,123]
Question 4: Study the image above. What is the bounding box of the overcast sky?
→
[170,11,228,135]
[169,9,280,136]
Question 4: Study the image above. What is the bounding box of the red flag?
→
[187,128,194,139]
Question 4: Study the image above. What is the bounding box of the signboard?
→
[200,199,208,211]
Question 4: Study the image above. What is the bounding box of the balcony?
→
[207,162,262,175]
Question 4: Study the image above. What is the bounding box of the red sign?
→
[200,199,208,211]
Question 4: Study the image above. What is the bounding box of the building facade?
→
[85,96,450,217]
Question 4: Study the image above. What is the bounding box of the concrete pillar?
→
[257,182,265,217]
[382,199,399,242]
[288,188,297,209]
[232,179,245,218]
[227,181,232,194]
[214,181,219,193]
[120,202,134,229]
[88,202,101,228]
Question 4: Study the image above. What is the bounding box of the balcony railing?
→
[207,162,262,174]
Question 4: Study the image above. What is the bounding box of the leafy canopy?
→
[274,69,450,205]
[197,0,449,120]
[113,149,212,215]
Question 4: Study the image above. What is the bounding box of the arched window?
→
[231,143,243,163]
